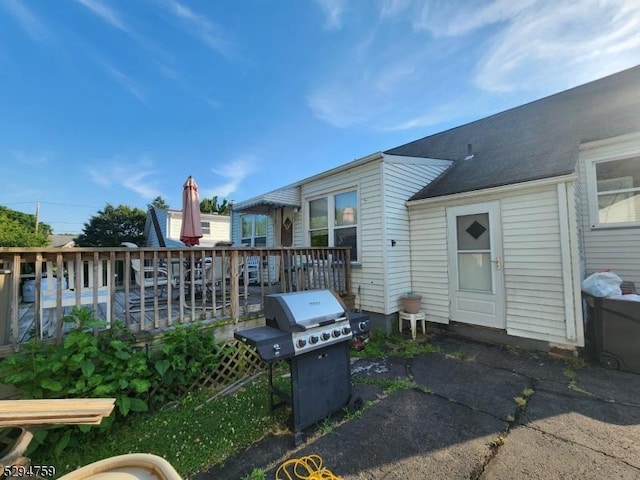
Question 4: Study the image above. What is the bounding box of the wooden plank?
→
[0,398,115,427]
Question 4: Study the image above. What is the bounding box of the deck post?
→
[230,249,239,323]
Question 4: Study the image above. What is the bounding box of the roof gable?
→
[385,65,640,201]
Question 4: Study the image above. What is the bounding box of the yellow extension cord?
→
[275,455,342,480]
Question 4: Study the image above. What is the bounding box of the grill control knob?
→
[321,332,331,341]
[342,326,351,335]
[297,339,307,348]
[332,329,341,338]
[358,322,367,332]
[309,335,319,344]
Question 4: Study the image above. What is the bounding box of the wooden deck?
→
[0,246,352,353]
[15,283,274,342]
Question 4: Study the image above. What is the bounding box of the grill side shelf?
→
[234,326,295,362]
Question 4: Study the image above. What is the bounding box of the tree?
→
[0,206,51,247]
[75,204,146,247]
[148,196,169,210]
[200,196,230,215]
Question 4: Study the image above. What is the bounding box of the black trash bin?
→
[583,292,640,374]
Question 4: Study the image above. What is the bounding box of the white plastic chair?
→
[244,256,260,285]
[121,243,173,297]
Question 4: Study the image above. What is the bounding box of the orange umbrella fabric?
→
[180,175,203,246]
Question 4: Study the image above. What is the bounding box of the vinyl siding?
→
[166,211,230,246]
[300,159,385,313]
[409,181,581,345]
[408,205,450,323]
[502,187,572,343]
[383,159,451,315]
[578,133,640,286]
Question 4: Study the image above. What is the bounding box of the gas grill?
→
[234,290,370,444]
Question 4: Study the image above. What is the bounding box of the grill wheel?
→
[347,395,364,413]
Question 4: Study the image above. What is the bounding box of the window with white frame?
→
[241,214,267,247]
[308,189,358,261]
[201,221,211,235]
[589,156,640,227]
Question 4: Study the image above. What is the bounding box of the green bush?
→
[0,307,222,457]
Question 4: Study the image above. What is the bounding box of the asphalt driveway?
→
[197,334,640,479]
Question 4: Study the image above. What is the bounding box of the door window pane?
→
[457,214,490,250]
[458,253,492,292]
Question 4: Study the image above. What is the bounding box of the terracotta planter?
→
[400,294,422,314]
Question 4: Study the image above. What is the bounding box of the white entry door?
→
[446,201,505,329]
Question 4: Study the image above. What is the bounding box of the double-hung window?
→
[588,155,640,227]
[201,221,211,235]
[308,189,358,261]
[241,214,267,247]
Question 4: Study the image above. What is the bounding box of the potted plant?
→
[400,292,422,314]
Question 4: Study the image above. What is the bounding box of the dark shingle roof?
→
[385,65,640,201]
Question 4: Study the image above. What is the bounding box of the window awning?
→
[233,187,301,214]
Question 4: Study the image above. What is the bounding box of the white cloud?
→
[159,0,234,58]
[73,0,127,32]
[378,0,412,18]
[86,157,161,199]
[12,150,50,166]
[207,156,257,198]
[315,0,347,30]
[308,0,640,131]
[474,1,640,93]
[1,0,47,40]
[413,0,534,37]
[102,63,146,102]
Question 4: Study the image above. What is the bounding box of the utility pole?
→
[35,202,40,234]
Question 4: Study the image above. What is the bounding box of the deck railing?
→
[0,246,352,355]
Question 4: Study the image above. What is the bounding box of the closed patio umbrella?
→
[180,175,203,246]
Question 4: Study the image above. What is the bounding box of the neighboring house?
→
[50,235,76,248]
[145,207,231,247]
[231,65,640,349]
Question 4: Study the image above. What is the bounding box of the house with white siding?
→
[145,207,231,247]
[231,65,640,350]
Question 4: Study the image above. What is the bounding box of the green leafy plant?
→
[0,309,225,458]
[242,468,267,480]
[0,308,151,413]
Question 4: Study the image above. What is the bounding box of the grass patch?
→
[242,468,267,480]
[513,396,527,409]
[354,377,415,395]
[30,371,290,479]
[447,351,470,361]
[351,331,441,359]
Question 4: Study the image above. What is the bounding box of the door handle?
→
[491,256,502,270]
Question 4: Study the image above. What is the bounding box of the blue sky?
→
[2,0,640,234]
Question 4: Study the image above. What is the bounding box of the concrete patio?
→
[198,332,640,479]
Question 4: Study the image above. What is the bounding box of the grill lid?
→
[264,290,346,332]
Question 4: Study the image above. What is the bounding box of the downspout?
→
[557,182,579,343]
[381,159,389,315]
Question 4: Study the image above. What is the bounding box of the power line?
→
[4,201,101,209]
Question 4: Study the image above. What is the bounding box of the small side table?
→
[399,311,426,340]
